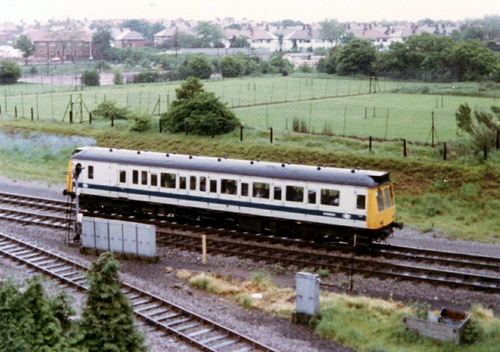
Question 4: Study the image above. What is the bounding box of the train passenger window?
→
[88,166,94,179]
[273,186,282,200]
[320,189,339,206]
[210,180,217,193]
[141,171,148,185]
[221,179,237,195]
[286,186,304,203]
[308,190,317,204]
[132,170,139,185]
[357,195,366,210]
[241,183,249,196]
[119,170,126,183]
[151,174,158,187]
[179,177,186,190]
[200,177,207,191]
[161,173,176,189]
[377,190,384,212]
[253,183,269,199]
[190,176,196,190]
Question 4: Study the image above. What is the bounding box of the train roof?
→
[71,147,391,188]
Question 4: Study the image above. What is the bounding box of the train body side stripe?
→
[78,183,366,222]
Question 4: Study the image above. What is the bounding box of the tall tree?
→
[79,252,146,352]
[318,19,346,47]
[14,34,35,65]
[483,15,500,41]
[46,18,85,63]
[195,21,226,48]
[336,38,376,76]
[451,40,499,81]
[92,25,113,60]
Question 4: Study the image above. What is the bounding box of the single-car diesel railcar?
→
[64,147,402,243]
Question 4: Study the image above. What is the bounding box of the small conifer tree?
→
[79,252,147,352]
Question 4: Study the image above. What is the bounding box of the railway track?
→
[0,232,279,352]
[158,230,500,294]
[1,191,499,294]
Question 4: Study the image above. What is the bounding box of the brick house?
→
[25,29,92,62]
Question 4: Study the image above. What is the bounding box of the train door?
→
[116,168,129,199]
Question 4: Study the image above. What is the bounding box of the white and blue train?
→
[65,147,402,243]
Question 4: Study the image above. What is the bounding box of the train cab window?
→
[200,177,207,191]
[286,186,304,203]
[88,165,94,179]
[384,188,391,209]
[119,170,126,183]
[357,195,366,210]
[273,186,282,200]
[388,187,395,207]
[253,183,270,199]
[320,189,339,206]
[161,173,176,189]
[190,176,197,191]
[132,170,139,185]
[221,179,237,195]
[377,190,385,212]
[179,176,187,190]
[308,190,317,204]
[241,183,249,196]
[141,171,148,185]
[151,174,158,187]
[210,180,217,193]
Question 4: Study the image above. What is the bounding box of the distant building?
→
[114,29,144,49]
[25,29,92,62]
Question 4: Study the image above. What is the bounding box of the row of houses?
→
[0,20,462,62]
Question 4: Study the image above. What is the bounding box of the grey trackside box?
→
[81,217,156,257]
[295,272,321,316]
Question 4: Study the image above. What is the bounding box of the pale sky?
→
[2,0,499,24]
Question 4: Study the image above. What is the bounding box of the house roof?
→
[351,28,390,40]
[25,29,92,43]
[115,29,144,41]
[154,28,178,38]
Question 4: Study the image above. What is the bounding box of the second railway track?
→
[1,191,499,294]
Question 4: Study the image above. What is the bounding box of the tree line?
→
[317,32,500,82]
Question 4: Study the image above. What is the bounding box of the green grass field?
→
[1,76,498,143]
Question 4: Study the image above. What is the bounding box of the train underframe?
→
[78,195,393,245]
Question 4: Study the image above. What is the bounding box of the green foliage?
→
[14,34,35,65]
[114,70,123,85]
[195,21,226,48]
[451,40,500,81]
[0,277,76,352]
[178,55,214,79]
[160,77,240,135]
[237,295,254,309]
[82,69,100,86]
[410,301,430,320]
[80,252,146,352]
[229,35,250,48]
[92,100,131,120]
[92,25,114,60]
[455,103,500,153]
[219,55,243,77]
[0,60,22,84]
[318,18,346,45]
[128,113,153,132]
[132,71,157,83]
[336,39,376,76]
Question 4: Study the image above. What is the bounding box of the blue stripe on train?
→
[78,183,366,222]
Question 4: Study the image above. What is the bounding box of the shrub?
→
[128,113,153,132]
[0,60,22,84]
[82,69,100,86]
[91,100,131,120]
[113,70,123,85]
